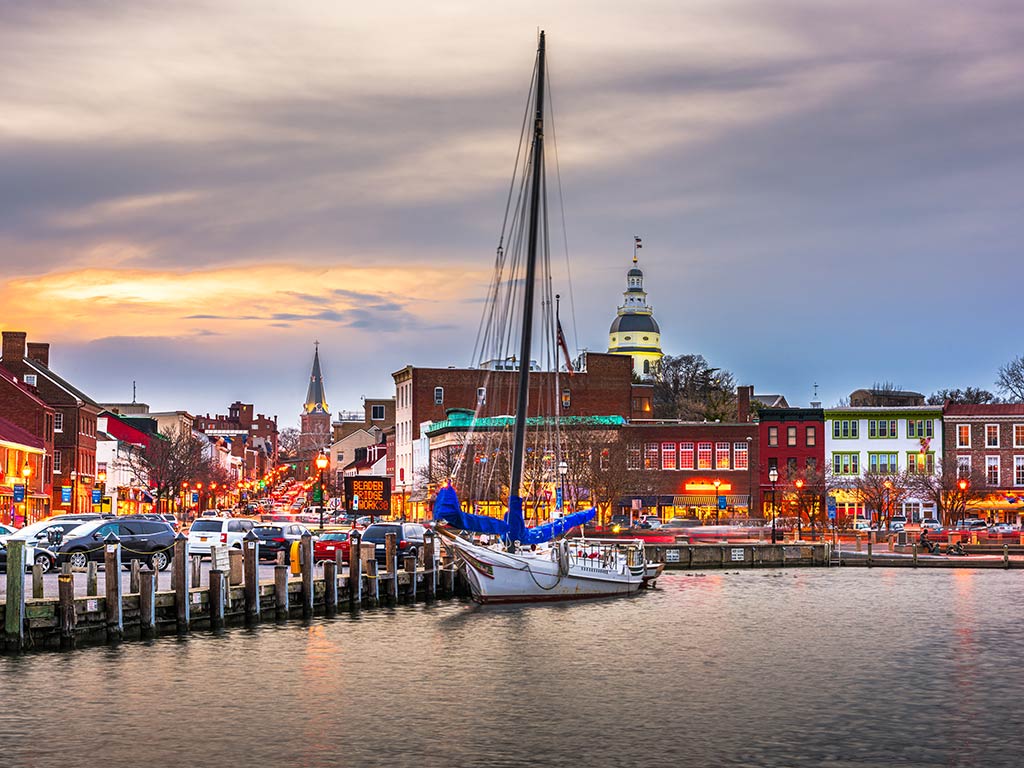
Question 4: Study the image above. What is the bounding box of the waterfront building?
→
[393,352,649,518]
[0,365,54,524]
[0,417,49,527]
[824,402,943,523]
[1,332,100,517]
[606,252,663,378]
[95,411,153,515]
[758,407,826,521]
[943,403,1024,524]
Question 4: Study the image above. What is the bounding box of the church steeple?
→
[303,342,329,414]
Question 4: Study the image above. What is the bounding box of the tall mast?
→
[509,30,546,501]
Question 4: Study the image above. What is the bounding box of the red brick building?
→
[194,400,279,479]
[0,365,55,523]
[944,403,1024,524]
[757,408,826,518]
[1,332,100,516]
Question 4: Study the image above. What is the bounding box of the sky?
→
[2,0,1022,426]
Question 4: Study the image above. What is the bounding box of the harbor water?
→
[3,569,1023,767]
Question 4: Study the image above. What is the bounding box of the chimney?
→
[2,331,27,364]
[737,385,753,422]
[26,342,50,368]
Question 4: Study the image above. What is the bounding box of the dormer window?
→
[23,374,36,387]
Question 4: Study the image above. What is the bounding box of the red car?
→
[313,531,351,563]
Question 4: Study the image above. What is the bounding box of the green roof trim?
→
[426,413,626,436]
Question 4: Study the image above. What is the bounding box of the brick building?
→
[944,403,1024,524]
[0,365,55,523]
[758,408,826,519]
[333,397,395,442]
[1,331,100,516]
[194,401,279,480]
[392,352,652,509]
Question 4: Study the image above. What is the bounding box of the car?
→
[637,519,663,529]
[56,519,176,570]
[253,523,314,561]
[661,518,704,529]
[0,540,57,572]
[890,516,908,532]
[921,518,942,531]
[990,523,1017,534]
[954,519,989,532]
[313,531,351,563]
[852,519,872,532]
[187,517,256,555]
[4,513,112,565]
[0,523,18,537]
[124,512,180,532]
[361,522,426,565]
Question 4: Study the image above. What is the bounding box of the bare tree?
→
[997,355,1024,402]
[907,456,989,525]
[926,387,999,406]
[652,354,738,421]
[117,426,207,514]
[277,427,300,458]
[850,470,912,530]
[782,463,831,537]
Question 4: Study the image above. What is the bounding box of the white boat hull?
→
[441,533,647,604]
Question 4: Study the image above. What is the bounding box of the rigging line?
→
[545,60,580,357]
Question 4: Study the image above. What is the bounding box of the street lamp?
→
[957,477,969,524]
[882,479,893,531]
[768,466,779,543]
[20,460,31,524]
[315,451,329,530]
[557,459,568,516]
[69,469,77,515]
[794,478,805,539]
[713,478,722,524]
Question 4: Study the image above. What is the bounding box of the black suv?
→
[57,518,176,571]
[361,522,426,565]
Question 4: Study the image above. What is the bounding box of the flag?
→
[557,319,574,375]
[634,235,642,249]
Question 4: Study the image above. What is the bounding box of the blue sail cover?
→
[504,494,596,545]
[433,485,509,536]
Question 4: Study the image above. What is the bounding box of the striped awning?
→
[673,495,749,507]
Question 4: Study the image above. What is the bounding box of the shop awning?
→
[0,485,12,496]
[673,494,749,507]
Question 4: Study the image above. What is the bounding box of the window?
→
[626,445,641,471]
[53,452,62,473]
[679,442,695,470]
[907,419,935,439]
[716,442,730,470]
[643,360,650,375]
[600,449,610,471]
[768,427,778,447]
[907,452,935,475]
[806,457,817,471]
[1015,456,1024,487]
[787,427,797,447]
[54,412,63,433]
[23,374,36,387]
[1015,425,1024,448]
[986,455,1000,486]
[957,424,970,448]
[561,389,571,410]
[806,426,816,447]
[644,443,659,470]
[832,419,858,439]
[832,452,860,475]
[476,387,486,407]
[986,424,999,448]
[697,442,713,470]
[661,443,677,471]
[786,457,798,477]
[868,452,899,474]
[957,455,971,478]
[371,405,385,421]
[733,442,749,470]
[433,387,444,405]
[868,419,898,439]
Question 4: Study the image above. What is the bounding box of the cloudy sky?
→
[2,0,1022,425]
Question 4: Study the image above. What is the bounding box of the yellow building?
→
[607,253,663,378]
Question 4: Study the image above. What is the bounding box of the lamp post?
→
[21,460,32,525]
[769,466,779,543]
[557,459,568,517]
[181,482,189,523]
[882,479,893,531]
[794,478,805,539]
[97,468,107,512]
[957,477,969,525]
[315,451,329,531]
[69,469,77,515]
[713,478,722,524]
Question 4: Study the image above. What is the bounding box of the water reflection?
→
[2,569,1023,767]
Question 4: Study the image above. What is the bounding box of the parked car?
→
[187,517,256,555]
[361,522,426,564]
[0,540,57,572]
[661,518,704,529]
[953,519,989,532]
[890,515,908,532]
[920,518,942,531]
[56,519,176,570]
[253,522,313,561]
[0,523,18,537]
[852,519,872,532]
[313,531,351,563]
[990,523,1018,534]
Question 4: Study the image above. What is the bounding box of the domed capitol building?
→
[607,241,663,378]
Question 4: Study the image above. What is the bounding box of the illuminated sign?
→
[345,476,391,512]
[683,481,732,492]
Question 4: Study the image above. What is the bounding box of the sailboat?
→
[431,31,661,603]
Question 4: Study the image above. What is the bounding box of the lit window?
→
[716,442,730,469]
[1015,456,1024,487]
[787,427,797,447]
[561,389,571,410]
[986,455,1000,486]
[806,426,816,447]
[768,427,778,447]
[1015,425,1024,448]
[626,445,642,471]
[733,442,749,470]
[957,425,970,448]
[679,442,695,470]
[661,443,676,470]
[697,442,713,470]
[644,443,659,470]
[957,455,970,478]
[986,425,999,448]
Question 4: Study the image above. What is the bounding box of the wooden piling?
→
[867,539,873,567]
[190,555,202,590]
[129,559,142,593]
[86,562,98,596]
[348,532,362,607]
[209,569,225,629]
[173,533,189,633]
[274,564,290,621]
[32,563,44,599]
[61,561,71,576]
[139,569,155,637]
[1004,544,1010,570]
[404,555,417,602]
[424,532,436,601]
[4,539,26,651]
[366,558,379,607]
[300,531,313,619]
[242,530,260,622]
[58,572,76,649]
[324,559,338,616]
[913,544,918,567]
[104,533,123,642]
[385,532,398,605]
[228,549,244,586]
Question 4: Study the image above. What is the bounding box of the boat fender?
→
[557,540,570,576]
